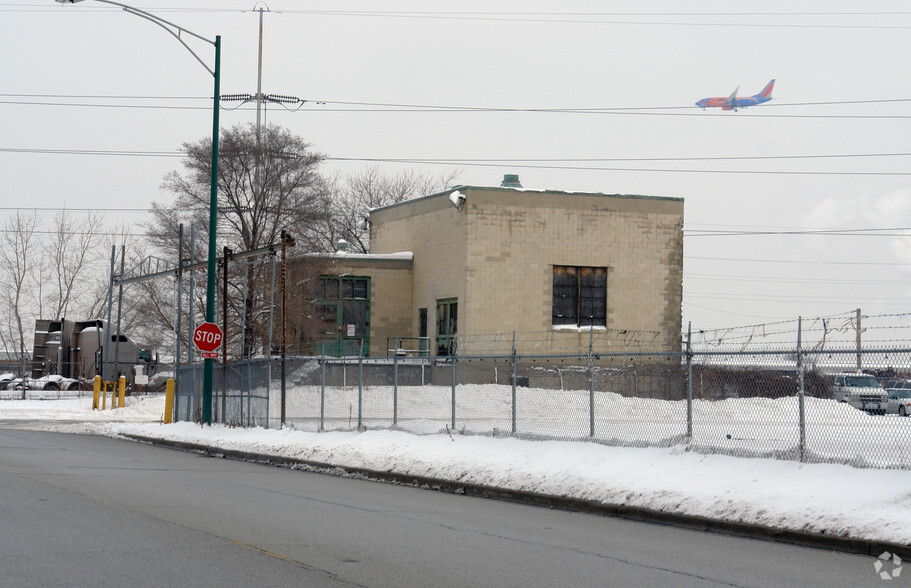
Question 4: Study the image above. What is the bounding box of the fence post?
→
[686,322,693,443]
[118,376,126,409]
[511,331,517,434]
[320,354,326,431]
[164,378,174,424]
[393,336,399,426]
[451,349,457,430]
[245,359,250,427]
[92,376,101,410]
[588,326,595,438]
[797,316,806,462]
[358,339,364,431]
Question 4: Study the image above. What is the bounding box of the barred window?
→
[552,266,606,327]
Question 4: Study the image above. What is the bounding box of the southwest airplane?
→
[695,79,775,110]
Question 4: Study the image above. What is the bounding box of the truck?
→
[31,318,157,386]
[830,372,888,415]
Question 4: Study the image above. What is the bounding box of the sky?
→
[4,1,911,335]
[3,393,911,550]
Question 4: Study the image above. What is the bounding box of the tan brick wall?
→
[371,196,467,346]
[369,187,683,353]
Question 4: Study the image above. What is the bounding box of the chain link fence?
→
[174,358,271,427]
[172,331,911,469]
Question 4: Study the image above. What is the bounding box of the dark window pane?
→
[419,308,428,338]
[352,279,368,299]
[322,278,338,299]
[318,303,337,335]
[552,266,579,324]
[553,265,606,327]
[342,301,368,336]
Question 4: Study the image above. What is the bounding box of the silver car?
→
[885,380,911,416]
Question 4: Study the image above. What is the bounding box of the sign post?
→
[194,322,223,359]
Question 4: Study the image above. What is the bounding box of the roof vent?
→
[500,174,522,188]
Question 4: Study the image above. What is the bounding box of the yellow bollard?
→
[118,376,126,409]
[92,376,101,410]
[164,378,175,424]
[101,382,108,410]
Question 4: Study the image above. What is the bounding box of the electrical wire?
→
[5,94,911,117]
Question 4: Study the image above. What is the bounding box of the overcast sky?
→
[3,0,911,339]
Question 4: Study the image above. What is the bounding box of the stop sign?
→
[193,322,223,353]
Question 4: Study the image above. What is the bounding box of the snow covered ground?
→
[2,394,911,546]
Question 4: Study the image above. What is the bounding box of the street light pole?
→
[55,0,221,424]
[203,36,221,426]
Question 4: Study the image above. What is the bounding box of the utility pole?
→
[855,308,863,371]
[220,4,308,383]
[222,5,309,137]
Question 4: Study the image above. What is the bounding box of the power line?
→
[5,94,911,118]
[8,145,911,163]
[687,273,911,286]
[11,5,911,35]
[0,147,183,158]
[687,291,911,304]
[689,255,911,266]
[8,147,911,176]
[686,227,911,237]
[10,4,911,18]
[0,207,151,212]
[6,207,908,244]
[326,157,911,176]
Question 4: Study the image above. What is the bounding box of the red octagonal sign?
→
[193,322,223,353]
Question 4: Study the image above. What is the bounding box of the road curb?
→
[122,433,910,560]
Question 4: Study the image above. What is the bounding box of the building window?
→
[436,298,457,356]
[552,266,606,327]
[418,308,429,354]
[314,276,370,356]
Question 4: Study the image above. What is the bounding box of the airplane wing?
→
[723,86,739,110]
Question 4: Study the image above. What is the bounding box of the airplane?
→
[695,79,775,111]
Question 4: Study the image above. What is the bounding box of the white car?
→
[6,374,78,391]
[830,373,888,415]
[885,380,911,416]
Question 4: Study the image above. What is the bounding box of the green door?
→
[314,276,370,356]
[436,298,457,356]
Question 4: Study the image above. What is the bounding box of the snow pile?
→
[3,396,911,545]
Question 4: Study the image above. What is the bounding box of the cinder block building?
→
[310,176,684,357]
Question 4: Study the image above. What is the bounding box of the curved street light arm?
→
[56,0,216,76]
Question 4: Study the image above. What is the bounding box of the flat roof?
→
[370,185,682,214]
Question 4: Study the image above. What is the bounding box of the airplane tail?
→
[757,79,775,99]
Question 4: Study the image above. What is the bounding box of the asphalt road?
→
[0,429,891,587]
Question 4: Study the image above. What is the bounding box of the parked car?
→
[5,375,77,391]
[830,373,888,415]
[0,373,15,389]
[884,379,911,416]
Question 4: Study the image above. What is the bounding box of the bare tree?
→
[312,166,460,254]
[0,210,40,368]
[44,209,104,320]
[145,123,332,358]
[149,122,330,254]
